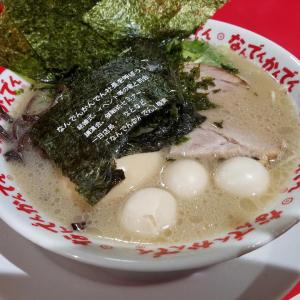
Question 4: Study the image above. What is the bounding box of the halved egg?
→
[100,151,163,203]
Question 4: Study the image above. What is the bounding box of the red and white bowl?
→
[0,20,300,272]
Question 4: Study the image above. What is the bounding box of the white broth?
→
[8,50,300,244]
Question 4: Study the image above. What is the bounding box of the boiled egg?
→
[215,157,270,197]
[121,188,177,237]
[99,152,163,203]
[161,159,208,199]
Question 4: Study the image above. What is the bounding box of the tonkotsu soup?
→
[7,48,300,244]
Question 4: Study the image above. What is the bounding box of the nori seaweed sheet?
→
[0,10,52,81]
[4,0,119,73]
[84,0,227,41]
[30,42,206,205]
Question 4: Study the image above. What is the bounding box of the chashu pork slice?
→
[169,122,285,163]
[170,64,286,163]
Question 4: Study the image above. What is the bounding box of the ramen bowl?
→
[0,20,300,272]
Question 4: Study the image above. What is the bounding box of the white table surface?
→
[1,218,300,300]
